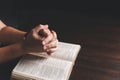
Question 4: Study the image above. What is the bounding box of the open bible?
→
[11,42,81,80]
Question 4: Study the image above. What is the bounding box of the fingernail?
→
[42,41,45,45]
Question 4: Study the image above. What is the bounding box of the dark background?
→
[1,0,120,41]
[1,0,120,80]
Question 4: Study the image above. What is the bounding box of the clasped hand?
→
[22,24,58,55]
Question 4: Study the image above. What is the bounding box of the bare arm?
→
[0,20,26,45]
[0,20,27,63]
[0,22,58,63]
[0,41,26,63]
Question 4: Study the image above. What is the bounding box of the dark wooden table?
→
[68,26,120,80]
[47,13,120,80]
[57,17,120,80]
[1,12,120,80]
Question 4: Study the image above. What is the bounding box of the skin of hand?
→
[22,24,58,54]
[42,28,58,54]
[0,20,58,63]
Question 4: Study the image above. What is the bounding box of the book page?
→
[12,55,73,80]
[29,42,81,62]
[51,42,81,62]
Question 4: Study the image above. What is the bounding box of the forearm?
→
[0,41,27,63]
[0,26,26,44]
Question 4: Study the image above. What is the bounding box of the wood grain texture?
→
[21,13,120,80]
[1,11,120,80]
[65,26,120,80]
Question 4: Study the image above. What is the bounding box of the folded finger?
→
[42,33,53,45]
[44,39,58,49]
[35,24,48,33]
[51,30,57,39]
[46,47,58,55]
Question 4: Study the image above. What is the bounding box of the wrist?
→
[20,40,29,54]
[9,41,28,56]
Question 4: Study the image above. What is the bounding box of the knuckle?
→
[31,29,34,32]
